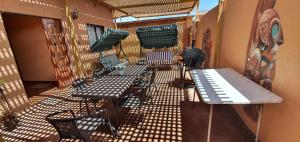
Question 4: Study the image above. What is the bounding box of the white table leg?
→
[193,87,196,102]
[207,104,214,142]
[255,104,264,142]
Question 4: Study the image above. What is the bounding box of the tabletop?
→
[72,76,136,99]
[190,68,283,104]
[106,65,147,76]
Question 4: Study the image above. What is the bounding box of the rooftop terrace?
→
[0,69,255,142]
[0,0,299,142]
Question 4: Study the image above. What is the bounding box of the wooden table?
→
[190,68,283,142]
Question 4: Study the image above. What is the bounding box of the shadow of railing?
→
[0,68,254,142]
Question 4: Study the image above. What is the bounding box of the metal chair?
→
[93,68,108,79]
[182,48,205,86]
[71,78,100,114]
[45,109,114,142]
[118,69,156,128]
[137,58,147,65]
[146,51,174,67]
[99,54,122,71]
[142,69,157,97]
[183,56,194,81]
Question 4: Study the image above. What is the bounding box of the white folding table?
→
[190,68,283,142]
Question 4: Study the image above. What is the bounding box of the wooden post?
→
[213,0,225,67]
[137,17,144,58]
[64,0,85,78]
[113,10,118,30]
[113,10,128,62]
[194,0,200,44]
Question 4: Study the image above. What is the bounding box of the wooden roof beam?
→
[117,0,197,9]
[93,0,129,15]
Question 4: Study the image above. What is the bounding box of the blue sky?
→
[199,0,219,12]
[116,0,219,23]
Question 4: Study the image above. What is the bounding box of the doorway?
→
[2,13,72,98]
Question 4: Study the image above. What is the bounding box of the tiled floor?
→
[0,69,254,142]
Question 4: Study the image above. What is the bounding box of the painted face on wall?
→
[259,0,276,13]
[259,10,283,56]
[246,9,284,90]
[244,0,284,122]
[202,28,212,68]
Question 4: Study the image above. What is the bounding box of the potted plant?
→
[0,80,18,131]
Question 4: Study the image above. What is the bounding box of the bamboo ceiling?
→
[97,0,198,18]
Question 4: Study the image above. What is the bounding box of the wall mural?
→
[244,0,284,121]
[202,28,212,68]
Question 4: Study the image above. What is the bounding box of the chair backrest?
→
[137,58,147,65]
[145,70,156,85]
[99,54,121,70]
[99,55,113,70]
[109,54,121,67]
[139,70,156,87]
[138,70,156,99]
[146,51,174,65]
[183,48,205,68]
[93,68,107,78]
[45,110,84,140]
[72,78,86,91]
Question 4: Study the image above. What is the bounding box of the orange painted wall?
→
[0,14,28,112]
[218,0,300,141]
[0,0,113,111]
[66,0,114,76]
[196,6,218,68]
[0,0,113,27]
[1,0,114,76]
[3,13,56,81]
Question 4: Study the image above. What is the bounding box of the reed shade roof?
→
[90,29,129,52]
[98,0,198,17]
[137,24,178,49]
